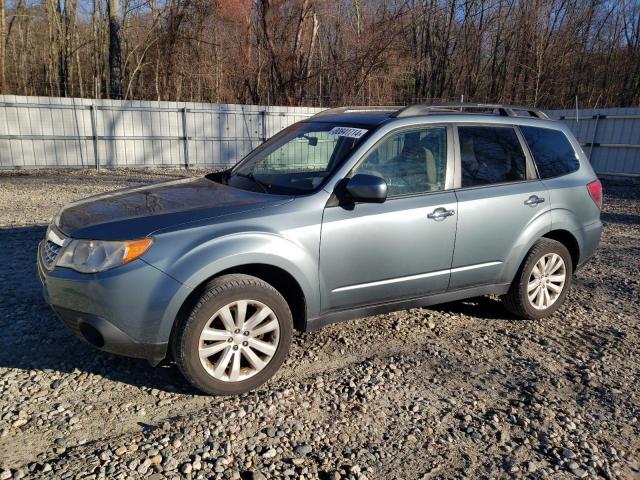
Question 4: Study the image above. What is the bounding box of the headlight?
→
[56,238,153,273]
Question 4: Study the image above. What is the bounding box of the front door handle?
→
[524,195,545,207]
[427,207,455,221]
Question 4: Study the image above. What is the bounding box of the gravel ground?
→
[0,170,638,480]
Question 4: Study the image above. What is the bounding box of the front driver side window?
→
[354,127,447,197]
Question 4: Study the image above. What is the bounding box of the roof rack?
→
[311,106,399,117]
[392,102,549,119]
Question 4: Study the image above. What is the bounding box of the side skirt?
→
[305,283,511,332]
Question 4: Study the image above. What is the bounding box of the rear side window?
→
[520,126,580,178]
[458,126,526,187]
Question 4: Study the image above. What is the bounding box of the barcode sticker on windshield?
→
[328,127,368,139]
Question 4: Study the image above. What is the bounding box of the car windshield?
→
[225,122,369,194]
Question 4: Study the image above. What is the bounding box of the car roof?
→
[304,107,398,127]
[306,103,551,128]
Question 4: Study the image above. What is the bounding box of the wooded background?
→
[0,0,639,109]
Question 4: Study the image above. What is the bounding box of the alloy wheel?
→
[198,300,280,382]
[527,253,567,310]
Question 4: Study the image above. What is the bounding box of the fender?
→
[548,207,602,266]
[550,207,586,241]
[498,208,552,284]
[146,232,321,344]
[540,170,603,266]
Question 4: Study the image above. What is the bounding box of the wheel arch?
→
[212,264,307,332]
[542,229,580,272]
[168,263,309,360]
[505,228,581,287]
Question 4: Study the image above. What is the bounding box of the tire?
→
[502,238,573,319]
[173,274,293,395]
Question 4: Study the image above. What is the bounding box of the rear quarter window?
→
[520,126,580,178]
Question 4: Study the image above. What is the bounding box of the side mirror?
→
[345,174,387,203]
[300,135,318,146]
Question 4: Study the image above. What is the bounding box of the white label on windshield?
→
[328,127,368,139]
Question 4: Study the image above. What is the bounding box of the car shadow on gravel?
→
[600,211,640,225]
[0,225,199,395]
[430,295,521,320]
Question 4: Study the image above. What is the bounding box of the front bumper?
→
[38,241,186,365]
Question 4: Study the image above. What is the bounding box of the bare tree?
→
[0,0,638,108]
[107,0,122,99]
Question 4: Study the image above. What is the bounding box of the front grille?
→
[40,225,68,270]
[42,240,62,269]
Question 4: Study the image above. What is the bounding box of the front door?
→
[319,125,458,312]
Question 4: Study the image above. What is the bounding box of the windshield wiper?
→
[235,172,270,193]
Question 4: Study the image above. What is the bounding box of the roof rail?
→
[392,102,549,119]
[311,106,399,117]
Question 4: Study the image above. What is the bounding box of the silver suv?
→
[38,103,603,395]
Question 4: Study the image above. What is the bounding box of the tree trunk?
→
[57,0,66,97]
[0,0,5,93]
[107,0,122,99]
[45,0,59,95]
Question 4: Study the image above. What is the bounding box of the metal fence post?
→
[588,114,602,161]
[261,110,267,142]
[89,104,99,171]
[182,107,190,169]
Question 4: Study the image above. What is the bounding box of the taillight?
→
[587,180,603,209]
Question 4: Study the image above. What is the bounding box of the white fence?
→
[0,96,322,169]
[0,96,638,175]
[549,107,640,176]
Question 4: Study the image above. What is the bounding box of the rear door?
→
[449,125,550,289]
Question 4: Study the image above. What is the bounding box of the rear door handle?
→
[427,207,455,221]
[524,195,545,207]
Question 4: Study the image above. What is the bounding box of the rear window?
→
[458,126,526,187]
[520,126,580,178]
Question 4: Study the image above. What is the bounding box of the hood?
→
[56,177,293,240]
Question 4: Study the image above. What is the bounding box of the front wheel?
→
[173,274,293,395]
[502,238,573,319]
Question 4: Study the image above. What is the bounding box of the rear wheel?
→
[502,239,573,319]
[173,274,293,395]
